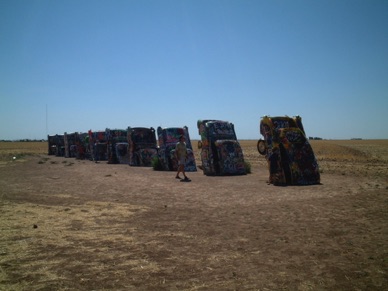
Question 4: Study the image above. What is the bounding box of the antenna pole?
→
[46,104,48,137]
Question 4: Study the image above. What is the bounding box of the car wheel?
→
[257,140,267,155]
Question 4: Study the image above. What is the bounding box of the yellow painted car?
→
[258,116,320,185]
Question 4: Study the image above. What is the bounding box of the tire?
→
[257,140,267,155]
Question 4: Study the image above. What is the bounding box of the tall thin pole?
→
[46,104,48,137]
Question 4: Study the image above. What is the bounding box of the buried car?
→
[88,130,108,162]
[257,115,320,185]
[106,128,129,164]
[156,126,197,172]
[74,132,89,160]
[48,134,58,155]
[127,127,158,166]
[64,132,77,158]
[197,120,246,176]
[47,134,65,156]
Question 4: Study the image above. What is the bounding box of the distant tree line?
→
[0,139,47,142]
[309,137,323,140]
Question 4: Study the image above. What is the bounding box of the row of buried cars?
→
[48,116,320,186]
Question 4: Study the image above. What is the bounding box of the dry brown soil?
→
[0,140,387,290]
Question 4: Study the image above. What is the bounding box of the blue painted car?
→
[197,120,246,176]
[106,129,128,164]
[157,126,197,172]
[127,127,158,167]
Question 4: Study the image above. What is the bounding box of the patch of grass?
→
[244,161,252,174]
[38,157,50,164]
[152,157,164,171]
[0,142,47,162]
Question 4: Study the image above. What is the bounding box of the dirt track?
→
[0,141,387,290]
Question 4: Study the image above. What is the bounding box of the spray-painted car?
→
[106,128,129,164]
[197,120,246,176]
[257,115,320,185]
[48,135,58,155]
[88,130,108,162]
[127,127,158,166]
[74,132,89,159]
[47,134,65,156]
[64,132,77,158]
[157,126,197,172]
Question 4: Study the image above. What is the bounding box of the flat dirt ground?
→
[0,140,387,290]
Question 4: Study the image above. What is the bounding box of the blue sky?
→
[1,0,387,140]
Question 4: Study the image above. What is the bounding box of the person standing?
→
[175,135,190,181]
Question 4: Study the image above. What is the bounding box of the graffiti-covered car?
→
[127,127,158,166]
[48,134,58,155]
[88,130,108,162]
[157,126,197,172]
[47,134,65,156]
[64,132,77,158]
[197,120,246,176]
[74,132,89,160]
[106,128,129,164]
[258,115,320,185]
